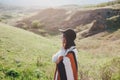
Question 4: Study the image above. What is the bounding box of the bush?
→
[32,20,44,29]
[106,15,120,32]
[5,68,20,78]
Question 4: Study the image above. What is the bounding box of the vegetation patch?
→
[100,57,120,80]
[106,15,120,32]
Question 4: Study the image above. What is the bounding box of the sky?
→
[0,0,114,7]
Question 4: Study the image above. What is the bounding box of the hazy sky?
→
[0,0,114,7]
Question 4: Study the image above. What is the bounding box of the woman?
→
[52,29,78,80]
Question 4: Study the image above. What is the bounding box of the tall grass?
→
[0,23,120,80]
[0,23,59,80]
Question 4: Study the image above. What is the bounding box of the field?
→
[0,1,120,80]
[0,23,120,80]
[77,32,120,80]
[0,23,60,80]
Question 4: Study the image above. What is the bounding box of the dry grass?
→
[76,30,120,56]
[76,30,120,80]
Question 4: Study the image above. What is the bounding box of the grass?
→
[84,0,120,8]
[0,23,120,80]
[77,50,120,80]
[76,31,120,80]
[0,23,60,80]
[95,0,120,7]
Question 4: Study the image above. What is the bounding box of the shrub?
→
[5,68,20,78]
[106,15,120,32]
[32,20,44,29]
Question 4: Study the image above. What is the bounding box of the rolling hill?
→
[0,23,60,80]
[14,1,120,36]
[0,22,120,80]
[0,0,120,80]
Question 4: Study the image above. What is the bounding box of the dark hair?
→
[64,34,76,49]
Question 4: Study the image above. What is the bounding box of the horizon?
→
[0,0,114,7]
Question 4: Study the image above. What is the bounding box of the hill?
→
[0,3,41,26]
[0,23,60,80]
[0,0,120,79]
[0,23,120,80]
[14,5,120,36]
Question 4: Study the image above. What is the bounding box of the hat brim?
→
[58,29,65,33]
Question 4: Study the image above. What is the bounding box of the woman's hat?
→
[59,28,76,41]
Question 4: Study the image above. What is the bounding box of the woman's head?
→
[60,29,76,49]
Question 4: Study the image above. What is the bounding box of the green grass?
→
[0,23,60,80]
[0,23,120,80]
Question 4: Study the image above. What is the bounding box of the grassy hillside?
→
[0,23,120,80]
[76,29,120,80]
[0,0,120,80]
[94,0,120,8]
[0,23,60,80]
[14,7,120,36]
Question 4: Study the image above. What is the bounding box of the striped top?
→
[52,46,78,80]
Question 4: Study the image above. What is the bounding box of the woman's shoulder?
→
[67,48,78,55]
[66,49,78,60]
